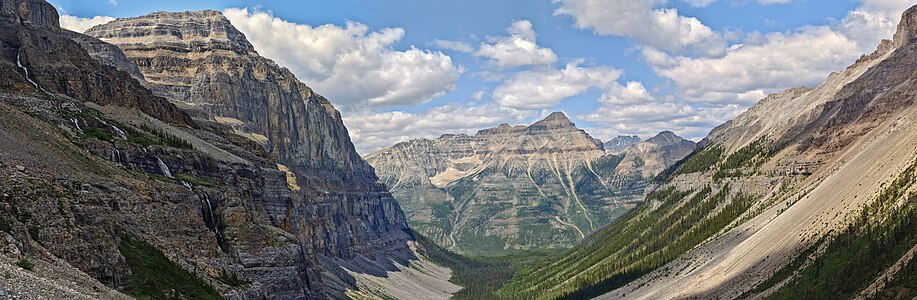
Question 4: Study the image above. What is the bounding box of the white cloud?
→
[344,104,536,153]
[601,81,654,105]
[553,0,724,53]
[472,90,486,100]
[223,8,463,109]
[475,20,559,68]
[492,61,623,109]
[648,27,861,105]
[59,15,115,33]
[432,39,475,52]
[641,0,914,106]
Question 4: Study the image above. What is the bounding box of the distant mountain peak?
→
[646,131,685,144]
[530,111,575,130]
[605,135,641,154]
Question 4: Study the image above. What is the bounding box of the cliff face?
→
[84,11,410,261]
[0,0,192,126]
[366,112,694,255]
[0,2,432,299]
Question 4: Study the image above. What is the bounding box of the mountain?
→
[604,135,640,154]
[365,112,695,255]
[85,10,413,264]
[0,2,454,299]
[500,5,917,299]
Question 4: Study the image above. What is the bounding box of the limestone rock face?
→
[365,112,693,255]
[0,0,192,126]
[84,10,410,262]
[604,135,641,154]
[0,0,58,30]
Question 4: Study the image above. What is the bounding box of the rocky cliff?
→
[84,10,411,262]
[0,1,443,299]
[366,112,694,255]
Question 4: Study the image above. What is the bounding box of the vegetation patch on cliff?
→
[119,237,221,299]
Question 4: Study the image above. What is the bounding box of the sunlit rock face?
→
[366,112,695,255]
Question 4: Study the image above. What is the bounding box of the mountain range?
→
[365,113,695,255]
[0,0,916,299]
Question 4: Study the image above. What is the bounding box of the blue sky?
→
[54,0,914,153]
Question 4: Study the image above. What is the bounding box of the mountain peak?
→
[646,131,683,144]
[86,9,256,54]
[542,111,572,122]
[893,4,917,48]
[530,111,575,130]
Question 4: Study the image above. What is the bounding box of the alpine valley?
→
[0,0,915,299]
[365,114,695,255]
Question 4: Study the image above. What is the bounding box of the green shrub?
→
[81,127,114,142]
[127,125,193,150]
[15,259,34,271]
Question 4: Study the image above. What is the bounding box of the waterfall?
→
[155,157,173,178]
[111,125,128,140]
[95,117,128,139]
[110,147,121,165]
[181,181,193,191]
[200,192,223,241]
[16,51,51,96]
[70,118,82,133]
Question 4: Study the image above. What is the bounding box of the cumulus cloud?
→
[59,15,115,33]
[601,81,654,105]
[475,20,559,68]
[554,0,724,53]
[492,61,623,109]
[641,0,913,105]
[223,8,463,109]
[344,104,535,153]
